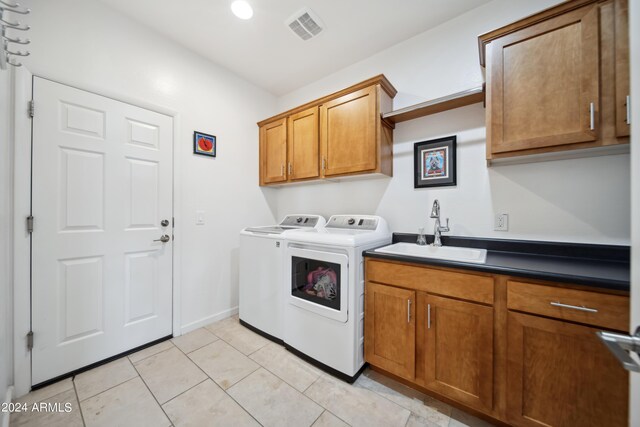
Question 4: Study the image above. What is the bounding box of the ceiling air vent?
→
[286,8,324,41]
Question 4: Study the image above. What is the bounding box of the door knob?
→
[161,219,170,227]
[154,234,170,243]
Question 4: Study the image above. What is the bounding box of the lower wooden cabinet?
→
[421,293,494,412]
[364,259,629,426]
[506,311,628,427]
[364,282,415,380]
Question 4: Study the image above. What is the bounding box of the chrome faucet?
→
[430,200,450,247]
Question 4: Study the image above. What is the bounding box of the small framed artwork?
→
[194,131,216,157]
[414,136,457,188]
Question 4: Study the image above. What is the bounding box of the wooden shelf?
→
[382,86,484,124]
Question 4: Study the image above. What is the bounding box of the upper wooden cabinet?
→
[479,0,630,160]
[288,107,320,181]
[258,75,396,186]
[259,118,287,185]
[614,0,630,137]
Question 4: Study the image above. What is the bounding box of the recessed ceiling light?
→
[231,1,253,20]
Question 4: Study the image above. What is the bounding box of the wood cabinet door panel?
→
[507,311,628,427]
[288,107,319,180]
[489,4,599,154]
[364,282,415,380]
[321,86,377,176]
[424,295,494,412]
[614,0,630,137]
[259,118,287,184]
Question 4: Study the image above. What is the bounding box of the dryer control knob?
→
[296,217,303,223]
[348,218,356,225]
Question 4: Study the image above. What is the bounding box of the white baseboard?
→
[2,386,14,427]
[179,307,238,336]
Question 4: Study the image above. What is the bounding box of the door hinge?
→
[28,100,35,118]
[26,215,34,233]
[27,331,33,351]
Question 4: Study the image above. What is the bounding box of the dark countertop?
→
[363,233,630,292]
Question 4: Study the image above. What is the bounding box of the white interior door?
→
[31,77,173,385]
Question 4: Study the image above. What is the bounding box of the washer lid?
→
[244,225,296,234]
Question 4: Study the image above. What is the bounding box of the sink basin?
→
[374,242,488,264]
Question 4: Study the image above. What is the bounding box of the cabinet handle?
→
[281,164,285,176]
[589,102,595,131]
[427,303,431,329]
[322,158,326,171]
[626,95,631,125]
[407,299,412,323]
[550,301,598,313]
[288,162,292,175]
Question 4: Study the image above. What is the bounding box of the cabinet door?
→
[488,4,599,155]
[614,0,630,137]
[364,282,415,380]
[288,107,319,180]
[424,295,493,412]
[507,311,628,427]
[320,85,377,176]
[259,118,287,185]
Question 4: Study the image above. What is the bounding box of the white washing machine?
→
[239,215,326,342]
[283,215,391,382]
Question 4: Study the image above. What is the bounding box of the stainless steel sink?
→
[374,242,488,264]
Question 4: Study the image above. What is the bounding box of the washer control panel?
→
[280,215,320,228]
[326,215,379,230]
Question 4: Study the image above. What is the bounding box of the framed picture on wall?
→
[413,136,457,188]
[194,131,217,157]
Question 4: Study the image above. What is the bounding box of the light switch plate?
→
[196,210,205,225]
[495,213,508,231]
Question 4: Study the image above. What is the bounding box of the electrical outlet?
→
[495,213,509,231]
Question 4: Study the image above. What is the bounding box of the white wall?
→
[275,0,631,245]
[629,0,639,423]
[1,68,14,413]
[22,0,279,333]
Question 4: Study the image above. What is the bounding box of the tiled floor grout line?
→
[221,385,266,427]
[71,376,87,427]
[159,377,209,407]
[72,362,141,403]
[130,360,184,427]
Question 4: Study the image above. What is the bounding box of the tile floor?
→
[10,315,495,427]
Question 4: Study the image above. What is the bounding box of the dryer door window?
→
[287,247,349,323]
[291,257,341,311]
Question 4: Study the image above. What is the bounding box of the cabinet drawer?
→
[366,260,494,304]
[507,281,629,331]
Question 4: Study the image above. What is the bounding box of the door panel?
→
[364,282,415,380]
[259,118,287,184]
[321,86,377,176]
[489,4,599,153]
[288,107,319,180]
[31,77,173,384]
[424,294,493,412]
[507,311,628,427]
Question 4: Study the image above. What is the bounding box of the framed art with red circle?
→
[194,131,216,157]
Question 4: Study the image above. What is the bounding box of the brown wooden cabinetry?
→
[421,293,494,412]
[364,258,629,426]
[614,0,630,137]
[259,118,287,185]
[287,107,320,181]
[364,282,415,380]
[506,312,628,427]
[258,75,396,186]
[479,0,630,160]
